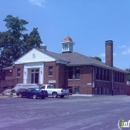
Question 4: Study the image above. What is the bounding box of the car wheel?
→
[52,92,58,98]
[60,95,64,98]
[32,94,37,99]
[18,93,22,98]
[42,97,45,99]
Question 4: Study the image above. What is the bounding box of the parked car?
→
[17,88,48,99]
[40,84,69,98]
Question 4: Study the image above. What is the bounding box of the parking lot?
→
[0,95,130,130]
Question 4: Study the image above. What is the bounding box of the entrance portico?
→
[14,48,56,85]
[23,62,44,84]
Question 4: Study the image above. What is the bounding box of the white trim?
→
[23,62,44,84]
[15,48,56,64]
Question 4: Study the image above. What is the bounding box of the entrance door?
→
[31,69,39,84]
[35,73,39,84]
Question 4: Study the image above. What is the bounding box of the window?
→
[100,69,102,80]
[68,67,73,79]
[40,86,45,89]
[106,70,109,81]
[104,70,106,80]
[75,67,80,79]
[123,74,124,83]
[47,85,55,89]
[115,72,117,82]
[74,86,80,94]
[96,68,99,80]
[17,68,20,77]
[117,73,119,82]
[49,66,53,76]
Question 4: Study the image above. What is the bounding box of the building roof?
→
[37,49,69,62]
[62,36,73,43]
[37,49,126,73]
[60,52,126,73]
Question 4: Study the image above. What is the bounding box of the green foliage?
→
[125,68,130,81]
[0,15,43,80]
[90,56,102,62]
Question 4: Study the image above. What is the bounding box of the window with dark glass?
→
[115,72,117,82]
[123,74,124,83]
[107,70,109,81]
[96,68,98,80]
[104,69,106,80]
[75,67,80,79]
[118,73,119,82]
[68,67,73,79]
[48,66,53,76]
[17,68,20,77]
[100,69,102,80]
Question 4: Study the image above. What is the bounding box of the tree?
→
[23,28,42,53]
[125,68,130,81]
[90,56,102,62]
[0,15,43,80]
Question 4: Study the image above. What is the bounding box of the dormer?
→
[61,36,75,53]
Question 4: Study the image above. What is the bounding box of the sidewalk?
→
[0,93,18,98]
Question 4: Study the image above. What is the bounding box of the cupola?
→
[61,36,75,53]
[40,43,47,50]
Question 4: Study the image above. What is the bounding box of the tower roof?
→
[62,36,73,42]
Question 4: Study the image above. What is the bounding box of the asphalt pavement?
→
[0,95,130,130]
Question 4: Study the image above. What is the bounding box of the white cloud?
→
[119,45,127,48]
[29,0,45,7]
[122,48,130,55]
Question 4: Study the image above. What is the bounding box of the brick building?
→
[1,36,127,95]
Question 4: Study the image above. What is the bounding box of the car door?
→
[21,89,28,97]
[47,85,53,95]
[25,88,32,97]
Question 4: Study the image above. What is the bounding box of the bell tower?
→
[61,36,75,53]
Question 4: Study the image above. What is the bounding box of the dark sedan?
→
[17,88,48,99]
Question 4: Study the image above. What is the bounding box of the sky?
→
[0,0,130,70]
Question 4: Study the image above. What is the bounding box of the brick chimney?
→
[105,40,113,67]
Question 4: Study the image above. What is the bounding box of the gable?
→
[15,49,56,64]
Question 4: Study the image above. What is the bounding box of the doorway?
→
[31,69,39,84]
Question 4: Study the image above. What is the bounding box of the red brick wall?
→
[94,67,127,95]
[13,64,24,83]
[5,70,13,80]
[2,61,127,95]
[56,64,67,88]
[127,85,130,95]
[44,62,67,88]
[68,66,93,94]
[44,61,57,85]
